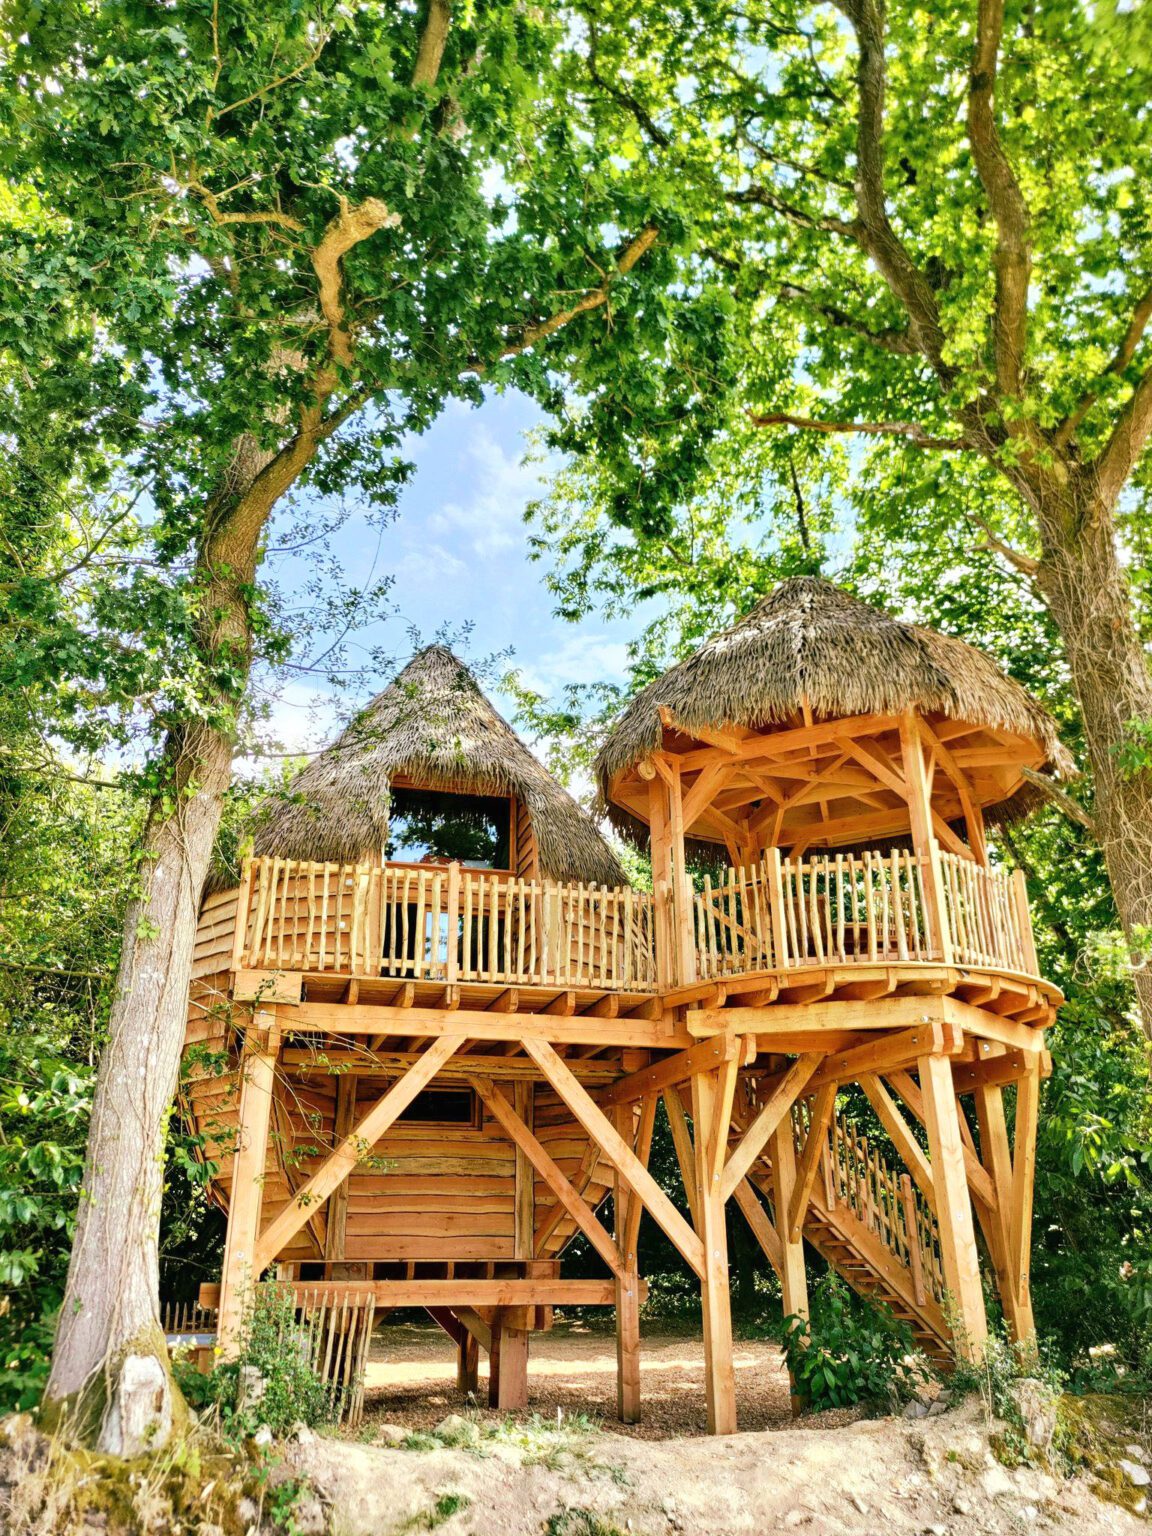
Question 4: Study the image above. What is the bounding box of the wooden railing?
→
[235,845,1040,995]
[237,856,659,992]
[693,847,1037,981]
[937,852,1036,975]
[819,1100,945,1309]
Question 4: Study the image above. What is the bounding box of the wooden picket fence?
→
[820,1101,945,1308]
[694,847,1036,981]
[236,856,658,991]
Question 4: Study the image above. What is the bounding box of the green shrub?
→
[175,1284,331,1439]
[782,1274,919,1410]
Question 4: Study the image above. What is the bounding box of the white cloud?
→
[511,632,633,698]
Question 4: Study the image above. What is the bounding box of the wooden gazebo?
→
[183,587,1067,1432]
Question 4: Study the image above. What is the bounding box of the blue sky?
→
[258,389,650,758]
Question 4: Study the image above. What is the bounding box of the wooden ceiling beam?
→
[674,712,901,773]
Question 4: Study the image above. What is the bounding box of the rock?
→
[237,1366,267,1412]
[236,1496,260,1528]
[292,1422,317,1446]
[1119,1458,1151,1487]
[252,1424,274,1449]
[927,1400,949,1417]
[97,1354,173,1458]
[981,1463,1015,1499]
[904,1399,930,1419]
[1007,1378,1058,1453]
[952,1496,972,1515]
[782,1511,811,1528]
[290,1493,327,1535]
[433,1413,479,1445]
[1124,1444,1147,1461]
[373,1423,408,1445]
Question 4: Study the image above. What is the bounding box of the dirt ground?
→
[360,1321,855,1440]
[293,1394,1149,1536]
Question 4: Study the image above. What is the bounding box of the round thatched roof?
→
[246,646,626,886]
[596,577,1072,831]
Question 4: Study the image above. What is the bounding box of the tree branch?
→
[779,281,918,354]
[1056,279,1152,448]
[412,0,452,88]
[311,198,401,371]
[211,33,332,121]
[970,514,1039,577]
[472,224,659,370]
[1018,765,1096,835]
[587,21,670,147]
[1092,362,1152,507]
[832,0,952,378]
[747,409,965,450]
[967,0,1032,398]
[729,183,859,239]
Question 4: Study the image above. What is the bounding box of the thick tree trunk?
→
[42,721,235,1440]
[1034,474,1152,1038]
[43,435,278,1444]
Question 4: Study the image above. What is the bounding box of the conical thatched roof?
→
[247,646,626,886]
[596,577,1072,826]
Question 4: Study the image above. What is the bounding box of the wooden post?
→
[972,1083,1034,1343]
[446,860,461,984]
[488,1314,529,1410]
[647,773,676,988]
[667,760,698,988]
[457,1330,480,1394]
[918,1053,987,1357]
[325,1076,357,1265]
[218,1008,281,1357]
[1010,1063,1041,1341]
[691,1068,737,1434]
[899,713,953,964]
[769,1114,808,1320]
[612,1105,642,1424]
[513,1081,535,1261]
[768,1109,808,1414]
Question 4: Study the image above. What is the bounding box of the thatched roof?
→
[596,577,1072,829]
[244,646,626,886]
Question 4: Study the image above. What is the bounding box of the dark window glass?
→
[397,1087,478,1125]
[386,786,511,868]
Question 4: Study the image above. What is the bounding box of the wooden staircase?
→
[735,1100,953,1362]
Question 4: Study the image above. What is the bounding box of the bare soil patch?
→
[360,1321,853,1439]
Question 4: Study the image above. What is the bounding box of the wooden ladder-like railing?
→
[735,1099,953,1360]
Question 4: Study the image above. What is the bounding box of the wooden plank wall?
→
[184,1051,616,1268]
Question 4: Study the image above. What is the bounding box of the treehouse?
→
[183,582,1070,1434]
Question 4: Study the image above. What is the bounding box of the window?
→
[386,786,512,869]
[397,1087,479,1126]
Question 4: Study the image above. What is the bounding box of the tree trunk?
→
[1034,473,1152,1039]
[43,435,278,1443]
[42,720,235,1442]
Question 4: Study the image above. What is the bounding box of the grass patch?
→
[545,1510,629,1536]
[397,1491,472,1531]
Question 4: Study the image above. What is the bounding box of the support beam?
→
[899,713,953,963]
[786,1084,837,1243]
[731,1178,783,1280]
[769,1109,809,1416]
[1009,1063,1041,1338]
[513,1080,535,1261]
[803,1021,963,1093]
[324,1076,357,1263]
[488,1316,529,1410]
[598,1032,750,1108]
[218,1010,281,1356]
[972,1084,1034,1345]
[471,1077,623,1278]
[692,1068,738,1434]
[721,1053,821,1200]
[918,1053,987,1358]
[858,1075,936,1213]
[522,1038,705,1277]
[255,1034,463,1270]
[663,1086,700,1232]
[886,1069,998,1213]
